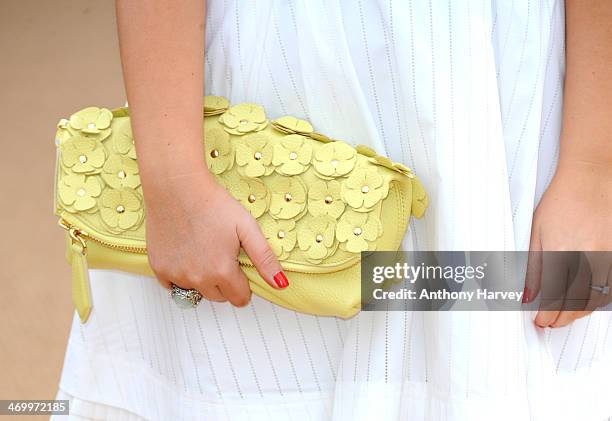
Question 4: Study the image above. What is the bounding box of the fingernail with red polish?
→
[522,286,530,303]
[273,271,289,288]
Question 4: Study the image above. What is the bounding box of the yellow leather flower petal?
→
[112,118,137,159]
[204,127,234,175]
[58,174,102,213]
[336,210,383,253]
[101,155,140,189]
[272,134,313,176]
[392,162,414,177]
[271,116,314,135]
[68,107,113,138]
[229,176,270,218]
[411,176,429,218]
[219,103,268,135]
[297,216,338,263]
[369,155,415,177]
[341,167,389,211]
[355,144,378,158]
[260,215,297,260]
[313,142,357,178]
[203,95,230,116]
[268,175,307,220]
[234,133,274,177]
[100,188,144,232]
[61,137,106,174]
[307,180,345,218]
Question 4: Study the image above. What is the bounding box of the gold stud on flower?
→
[101,155,140,189]
[272,134,313,176]
[297,216,338,263]
[99,188,144,232]
[341,167,389,211]
[336,210,383,253]
[234,133,275,177]
[68,107,113,139]
[61,137,106,174]
[219,103,268,135]
[307,180,345,218]
[312,142,357,178]
[260,215,297,260]
[229,177,270,218]
[268,175,307,220]
[58,174,103,213]
[204,127,234,175]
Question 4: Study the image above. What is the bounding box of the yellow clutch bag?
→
[53,95,428,323]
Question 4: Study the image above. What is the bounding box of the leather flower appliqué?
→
[219,103,268,135]
[205,127,234,175]
[235,133,275,177]
[313,142,357,178]
[101,155,140,189]
[230,177,270,218]
[268,175,307,220]
[341,167,389,211]
[61,138,106,173]
[271,116,314,135]
[68,107,113,138]
[297,216,338,263]
[100,188,144,232]
[112,119,137,159]
[58,174,102,212]
[355,144,378,158]
[411,176,429,218]
[336,210,383,253]
[272,134,313,176]
[307,180,345,218]
[260,216,297,260]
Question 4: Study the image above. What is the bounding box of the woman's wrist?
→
[139,158,217,205]
[555,156,612,182]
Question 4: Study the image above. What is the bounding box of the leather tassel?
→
[70,242,92,323]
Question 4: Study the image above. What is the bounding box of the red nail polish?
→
[273,271,289,288]
[522,286,530,303]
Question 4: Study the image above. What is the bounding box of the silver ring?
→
[170,283,203,308]
[590,284,610,295]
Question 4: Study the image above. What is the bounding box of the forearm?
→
[558,0,612,171]
[115,0,208,193]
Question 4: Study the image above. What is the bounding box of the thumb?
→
[524,218,543,303]
[236,215,289,289]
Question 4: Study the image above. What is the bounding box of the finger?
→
[539,251,571,313]
[563,252,592,312]
[237,215,288,289]
[550,310,592,328]
[216,264,252,307]
[524,222,543,303]
[199,285,227,302]
[154,272,174,290]
[534,310,560,328]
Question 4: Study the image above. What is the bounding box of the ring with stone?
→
[170,283,204,308]
[590,284,610,295]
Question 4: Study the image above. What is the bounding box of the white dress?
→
[54,1,612,420]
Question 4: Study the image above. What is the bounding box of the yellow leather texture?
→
[54,95,428,322]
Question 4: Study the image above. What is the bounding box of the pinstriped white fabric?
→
[54,1,612,420]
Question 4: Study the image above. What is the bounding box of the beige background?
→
[0,0,125,415]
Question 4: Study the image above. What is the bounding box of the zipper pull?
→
[63,222,93,323]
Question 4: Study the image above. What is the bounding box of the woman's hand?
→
[525,162,612,327]
[143,165,288,307]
